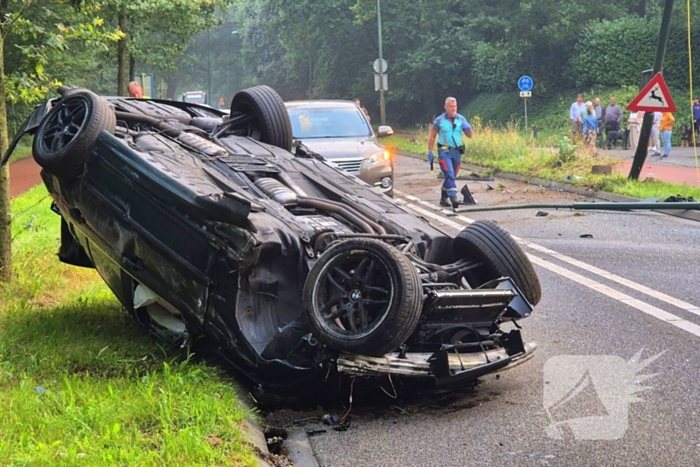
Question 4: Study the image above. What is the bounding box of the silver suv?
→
[285,100,393,194]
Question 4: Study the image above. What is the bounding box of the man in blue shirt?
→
[427,97,473,208]
[692,97,700,144]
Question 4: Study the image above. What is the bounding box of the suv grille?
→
[332,158,364,174]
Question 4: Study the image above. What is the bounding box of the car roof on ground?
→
[284,100,357,109]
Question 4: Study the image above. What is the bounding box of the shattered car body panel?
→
[3,86,542,391]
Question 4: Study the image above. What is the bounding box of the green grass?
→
[452,86,693,146]
[0,186,258,466]
[7,136,32,164]
[389,124,700,201]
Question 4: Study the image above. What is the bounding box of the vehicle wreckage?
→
[2,85,542,390]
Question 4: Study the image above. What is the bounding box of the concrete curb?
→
[230,380,320,467]
[286,428,321,467]
[228,380,273,467]
[399,152,700,223]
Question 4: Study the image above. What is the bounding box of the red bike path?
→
[9,157,43,197]
[615,159,700,187]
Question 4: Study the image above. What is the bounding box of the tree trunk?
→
[117,8,128,96]
[165,75,180,100]
[0,24,12,282]
[637,0,646,16]
[129,54,135,86]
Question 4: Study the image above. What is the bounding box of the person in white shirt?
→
[627,110,643,152]
[649,111,662,156]
[569,94,585,145]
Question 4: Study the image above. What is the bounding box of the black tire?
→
[230,85,292,151]
[303,238,422,356]
[454,220,542,305]
[33,91,116,180]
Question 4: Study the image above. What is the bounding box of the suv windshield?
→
[288,107,371,139]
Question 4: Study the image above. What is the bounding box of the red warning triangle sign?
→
[626,72,676,112]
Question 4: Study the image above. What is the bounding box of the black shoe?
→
[439,190,450,207]
[449,196,459,209]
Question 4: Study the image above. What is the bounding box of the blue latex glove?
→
[427,151,434,173]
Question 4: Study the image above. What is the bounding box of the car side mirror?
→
[377,125,393,138]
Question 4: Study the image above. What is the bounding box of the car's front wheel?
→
[303,238,422,356]
[33,91,116,180]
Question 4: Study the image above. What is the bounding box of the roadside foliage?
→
[0,187,257,466]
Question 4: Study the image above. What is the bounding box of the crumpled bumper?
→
[337,331,536,386]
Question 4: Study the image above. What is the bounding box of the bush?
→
[472,41,523,93]
[571,17,700,91]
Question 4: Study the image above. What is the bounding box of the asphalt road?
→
[290,155,700,467]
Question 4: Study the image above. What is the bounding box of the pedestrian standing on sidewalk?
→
[569,94,585,145]
[692,97,700,144]
[627,110,643,152]
[649,111,662,157]
[593,98,605,147]
[659,111,675,159]
[602,97,623,148]
[427,97,473,208]
[582,104,599,154]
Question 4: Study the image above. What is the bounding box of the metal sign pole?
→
[377,0,386,125]
[629,0,674,180]
[518,77,533,134]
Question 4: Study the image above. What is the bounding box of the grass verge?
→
[7,136,32,164]
[0,186,258,466]
[384,123,700,200]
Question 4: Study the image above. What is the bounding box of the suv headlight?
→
[369,150,391,166]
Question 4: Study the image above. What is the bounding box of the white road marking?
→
[394,190,700,337]
[529,255,700,338]
[521,241,700,317]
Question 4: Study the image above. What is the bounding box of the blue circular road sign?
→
[518,76,533,92]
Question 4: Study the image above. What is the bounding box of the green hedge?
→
[571,17,700,91]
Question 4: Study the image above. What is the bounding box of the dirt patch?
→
[394,154,591,206]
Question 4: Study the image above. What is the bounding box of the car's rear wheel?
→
[303,238,422,356]
[33,91,116,180]
[454,220,542,305]
[229,85,292,151]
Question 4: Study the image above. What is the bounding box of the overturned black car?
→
[3,85,541,390]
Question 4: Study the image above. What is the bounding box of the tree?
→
[98,0,231,96]
[0,1,121,282]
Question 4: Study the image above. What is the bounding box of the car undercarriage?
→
[2,85,542,392]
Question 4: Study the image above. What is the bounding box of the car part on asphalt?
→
[3,85,541,392]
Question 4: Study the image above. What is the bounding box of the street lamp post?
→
[207,29,212,107]
[231,30,239,95]
[377,0,386,125]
